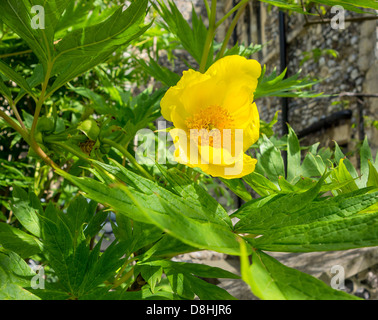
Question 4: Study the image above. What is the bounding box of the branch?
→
[304,15,378,26]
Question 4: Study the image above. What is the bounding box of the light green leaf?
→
[367,160,378,188]
[360,136,373,187]
[0,251,40,300]
[287,124,301,183]
[243,171,280,197]
[331,159,359,193]
[241,247,359,300]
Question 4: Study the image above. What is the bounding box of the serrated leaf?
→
[248,210,378,252]
[235,174,328,233]
[237,187,378,234]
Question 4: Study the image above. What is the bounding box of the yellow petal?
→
[202,153,257,179]
[207,55,261,107]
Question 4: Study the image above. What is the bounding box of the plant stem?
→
[216,2,248,60]
[10,101,27,131]
[199,0,217,73]
[31,62,53,138]
[0,108,29,142]
[215,0,250,29]
[204,0,211,20]
[102,138,154,181]
[51,141,90,163]
[26,61,59,168]
[0,49,33,60]
[112,267,134,289]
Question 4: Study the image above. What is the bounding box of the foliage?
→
[0,0,377,301]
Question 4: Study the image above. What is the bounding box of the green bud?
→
[78,119,100,141]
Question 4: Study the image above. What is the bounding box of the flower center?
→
[185,106,234,147]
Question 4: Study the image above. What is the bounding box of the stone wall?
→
[233,2,378,157]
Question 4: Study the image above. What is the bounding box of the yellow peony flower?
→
[160,55,261,179]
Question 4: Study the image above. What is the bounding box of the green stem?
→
[216,2,248,60]
[199,0,217,73]
[215,0,250,29]
[101,138,154,181]
[31,62,53,138]
[10,101,27,131]
[204,0,211,20]
[0,108,29,142]
[51,141,90,163]
[27,61,59,168]
[112,267,134,289]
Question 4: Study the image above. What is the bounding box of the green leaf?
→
[243,171,280,197]
[137,58,180,87]
[235,174,329,233]
[311,0,378,13]
[155,165,232,228]
[334,141,358,180]
[360,136,373,187]
[238,187,378,234]
[48,0,151,94]
[256,134,285,184]
[0,251,40,300]
[56,165,243,255]
[0,75,13,102]
[241,247,359,300]
[10,186,42,238]
[140,235,198,261]
[154,0,211,68]
[220,177,252,202]
[287,124,301,183]
[140,266,163,294]
[0,223,42,258]
[112,215,164,254]
[139,260,238,300]
[79,240,132,295]
[254,66,321,100]
[257,0,306,13]
[367,160,378,188]
[331,159,359,193]
[0,59,36,100]
[248,209,378,252]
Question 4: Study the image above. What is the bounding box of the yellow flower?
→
[160,55,261,179]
